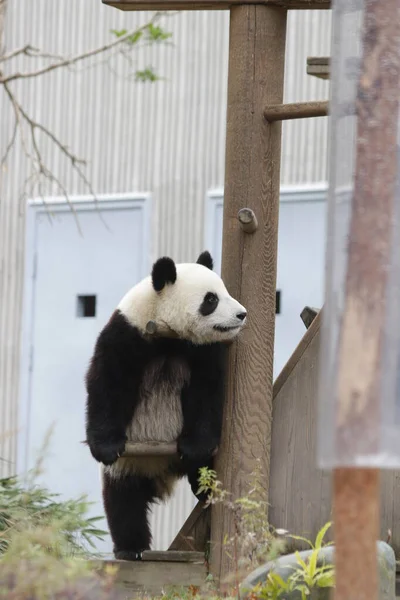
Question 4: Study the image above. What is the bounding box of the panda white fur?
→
[85,251,246,560]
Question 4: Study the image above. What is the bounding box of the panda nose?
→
[236,312,247,321]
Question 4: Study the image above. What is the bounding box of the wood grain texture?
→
[102,0,330,10]
[209,5,287,588]
[333,469,380,600]
[95,558,207,595]
[273,309,322,398]
[123,442,177,456]
[264,101,328,122]
[269,312,400,559]
[141,550,204,562]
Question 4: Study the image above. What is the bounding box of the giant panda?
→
[85,251,247,560]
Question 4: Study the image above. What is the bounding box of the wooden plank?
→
[103,0,330,10]
[169,501,211,551]
[273,308,322,398]
[269,312,400,559]
[264,101,328,121]
[123,441,177,456]
[209,5,287,590]
[307,56,330,80]
[95,559,207,596]
[141,550,204,562]
[269,314,330,549]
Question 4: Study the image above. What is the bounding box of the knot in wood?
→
[237,208,258,234]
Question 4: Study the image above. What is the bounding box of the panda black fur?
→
[85,251,247,560]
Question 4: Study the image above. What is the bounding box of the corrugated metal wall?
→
[0,1,330,489]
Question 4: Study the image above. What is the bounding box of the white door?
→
[204,186,327,378]
[19,194,151,555]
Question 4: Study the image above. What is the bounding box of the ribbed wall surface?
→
[0,0,330,498]
[282,9,331,183]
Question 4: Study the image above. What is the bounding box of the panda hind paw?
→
[115,550,143,561]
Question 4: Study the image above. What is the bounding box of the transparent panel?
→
[318,0,400,468]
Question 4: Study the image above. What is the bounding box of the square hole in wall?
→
[77,295,97,318]
[276,290,281,315]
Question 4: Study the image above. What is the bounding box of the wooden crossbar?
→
[264,100,328,122]
[123,442,178,456]
[122,442,219,457]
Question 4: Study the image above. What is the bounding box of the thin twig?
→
[3,81,32,162]
[0,14,161,84]
[0,116,17,167]
[0,44,65,63]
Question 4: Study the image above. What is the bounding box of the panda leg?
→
[103,471,156,560]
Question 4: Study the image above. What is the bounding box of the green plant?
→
[253,522,335,600]
[197,461,286,587]
[0,429,117,598]
[111,17,173,83]
[197,467,334,600]
[0,474,107,557]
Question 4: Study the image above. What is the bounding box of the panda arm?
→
[178,343,226,465]
[85,311,148,466]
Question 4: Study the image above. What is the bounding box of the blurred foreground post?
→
[319,1,400,599]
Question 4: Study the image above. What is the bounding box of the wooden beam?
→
[94,554,207,595]
[123,442,178,456]
[122,442,218,457]
[209,4,287,591]
[103,0,330,11]
[168,501,210,552]
[264,100,328,121]
[141,550,204,562]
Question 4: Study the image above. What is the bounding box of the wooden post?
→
[210,5,287,587]
[331,1,400,599]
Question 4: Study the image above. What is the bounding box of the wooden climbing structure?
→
[101,1,400,599]
[100,0,332,595]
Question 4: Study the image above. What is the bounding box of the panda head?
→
[151,251,247,344]
[119,251,247,345]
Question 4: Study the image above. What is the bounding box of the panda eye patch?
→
[206,293,218,303]
[200,292,219,316]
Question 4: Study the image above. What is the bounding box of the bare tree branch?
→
[3,80,86,166]
[0,8,172,231]
[0,14,161,84]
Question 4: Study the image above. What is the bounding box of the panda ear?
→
[196,251,213,270]
[152,257,177,292]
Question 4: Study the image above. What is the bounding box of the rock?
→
[240,541,395,600]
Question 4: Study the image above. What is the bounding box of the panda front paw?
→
[87,434,127,466]
[177,435,218,469]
